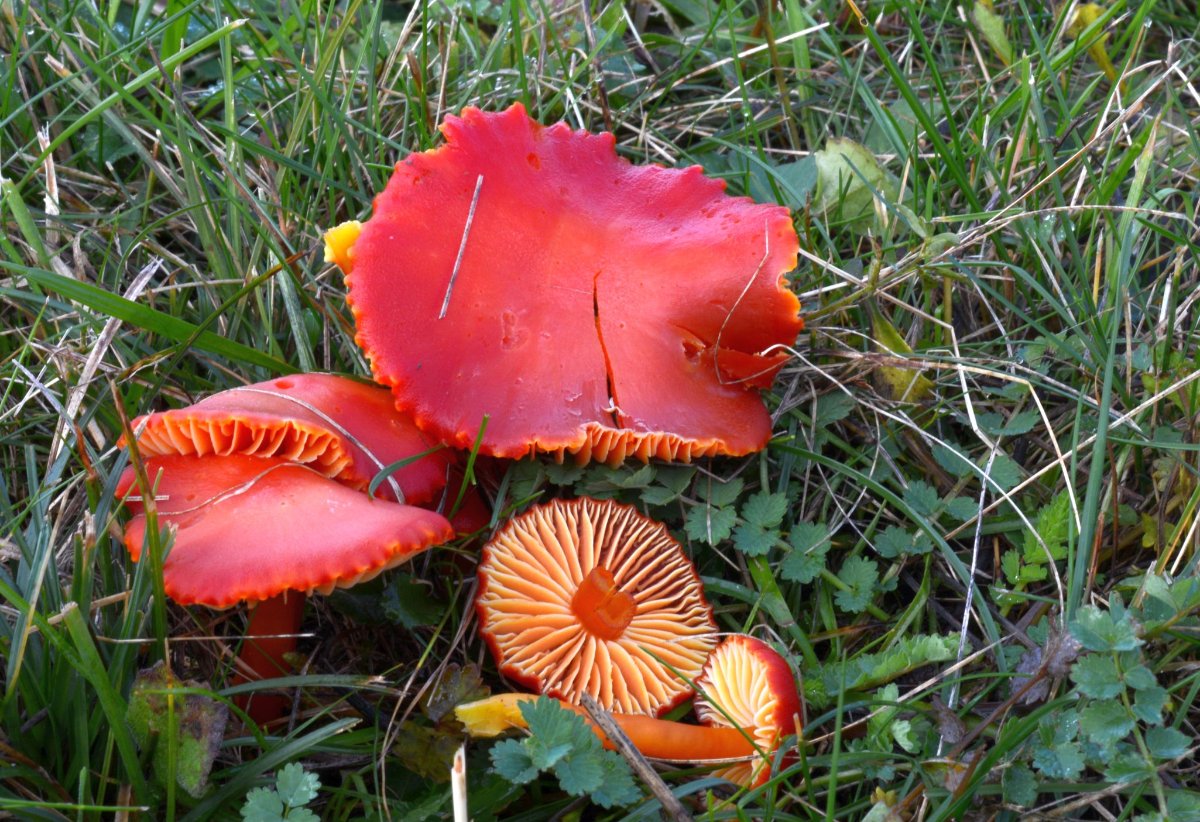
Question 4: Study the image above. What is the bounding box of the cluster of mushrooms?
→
[118,104,807,789]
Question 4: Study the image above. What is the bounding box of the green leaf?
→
[970,0,1014,64]
[1123,665,1157,692]
[1032,741,1085,780]
[834,556,878,613]
[813,137,896,224]
[1145,726,1189,759]
[684,505,737,545]
[945,496,980,521]
[741,492,789,529]
[733,523,777,557]
[382,574,442,630]
[544,462,585,486]
[127,661,228,798]
[490,739,539,784]
[589,754,642,808]
[901,481,940,518]
[781,524,831,583]
[423,663,490,724]
[553,752,604,796]
[1001,550,1023,585]
[241,787,286,822]
[875,525,932,558]
[639,466,695,506]
[1070,654,1123,699]
[1070,605,1143,652]
[1079,699,1135,745]
[1002,763,1038,807]
[1022,491,1072,563]
[1132,686,1168,725]
[274,763,319,808]
[815,392,855,427]
[981,453,1023,492]
[700,477,744,508]
[932,443,974,477]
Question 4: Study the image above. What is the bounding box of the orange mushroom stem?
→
[455,692,756,761]
[231,592,307,722]
[459,634,803,787]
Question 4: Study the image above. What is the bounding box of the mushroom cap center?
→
[570,567,636,641]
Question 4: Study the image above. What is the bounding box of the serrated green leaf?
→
[1023,491,1072,564]
[932,443,974,477]
[945,496,980,521]
[1145,726,1189,759]
[982,453,1023,492]
[684,505,737,545]
[1070,605,1143,652]
[875,525,932,558]
[834,555,878,613]
[1018,563,1048,583]
[520,698,596,755]
[815,392,855,427]
[1079,699,1135,745]
[589,753,642,808]
[701,477,744,508]
[902,481,940,518]
[781,523,830,584]
[544,462,585,486]
[241,787,286,822]
[1123,665,1157,692]
[553,752,605,796]
[275,763,319,808]
[1001,550,1023,585]
[1032,741,1085,780]
[382,574,443,630]
[491,739,540,784]
[742,492,789,529]
[1070,654,1123,699]
[733,523,777,556]
[1133,686,1168,725]
[1002,763,1038,807]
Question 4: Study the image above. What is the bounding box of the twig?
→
[579,694,690,821]
[440,175,484,319]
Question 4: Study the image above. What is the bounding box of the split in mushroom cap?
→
[120,453,456,607]
[126,373,451,504]
[475,497,717,716]
[694,635,803,787]
[329,103,802,465]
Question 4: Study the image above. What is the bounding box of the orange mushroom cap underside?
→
[121,454,455,607]
[476,497,718,716]
[336,103,802,465]
[125,373,451,505]
[695,635,804,787]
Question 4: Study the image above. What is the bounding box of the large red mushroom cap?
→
[475,497,717,716]
[332,103,802,465]
[121,453,455,607]
[694,635,804,787]
[125,373,450,504]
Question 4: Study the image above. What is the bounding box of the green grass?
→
[3,0,1200,818]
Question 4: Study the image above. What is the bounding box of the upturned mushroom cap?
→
[331,103,802,465]
[475,497,717,716]
[126,373,450,504]
[694,635,803,787]
[120,454,455,607]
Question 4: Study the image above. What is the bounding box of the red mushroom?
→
[475,497,717,716]
[326,104,802,465]
[118,453,455,723]
[126,373,451,504]
[455,634,803,787]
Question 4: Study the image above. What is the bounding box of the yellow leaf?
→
[871,308,934,402]
[1066,3,1121,87]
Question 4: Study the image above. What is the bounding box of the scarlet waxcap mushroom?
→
[121,453,455,606]
[126,373,451,504]
[329,103,802,465]
[476,497,717,716]
[694,635,803,787]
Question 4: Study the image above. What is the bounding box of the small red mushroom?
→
[118,454,455,724]
[326,104,802,465]
[475,497,717,716]
[456,634,803,787]
[126,373,451,504]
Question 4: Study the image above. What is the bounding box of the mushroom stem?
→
[233,592,306,725]
[455,694,757,762]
